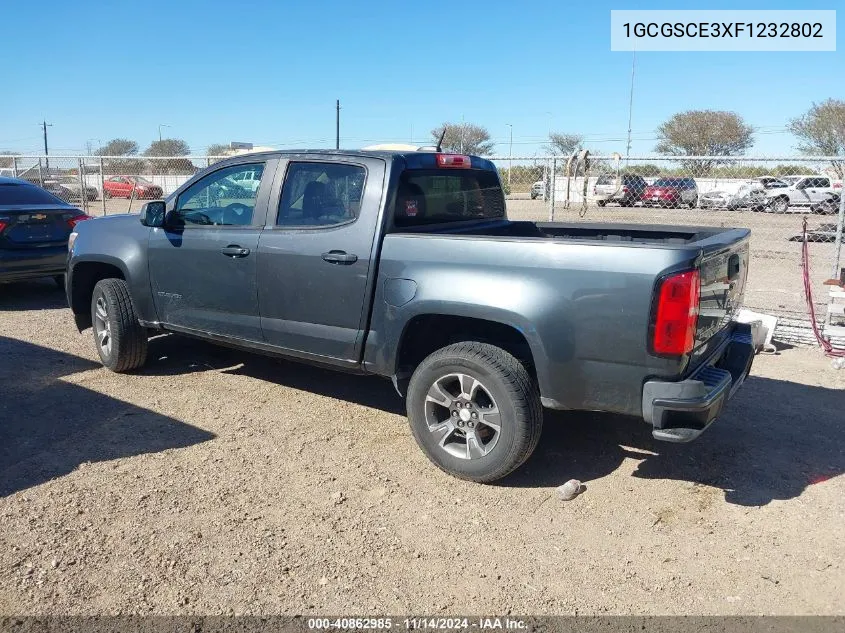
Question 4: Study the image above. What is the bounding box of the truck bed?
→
[404,219,739,247]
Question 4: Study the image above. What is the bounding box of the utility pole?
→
[625,50,636,161]
[335,100,341,150]
[41,120,52,169]
[158,124,171,143]
[506,124,513,189]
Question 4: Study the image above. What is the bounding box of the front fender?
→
[68,215,156,323]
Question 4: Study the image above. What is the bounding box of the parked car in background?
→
[810,192,841,216]
[44,176,99,203]
[699,177,785,211]
[641,177,698,208]
[67,149,754,482]
[227,165,262,194]
[0,177,91,287]
[530,180,545,200]
[102,176,164,200]
[763,175,835,213]
[593,174,648,207]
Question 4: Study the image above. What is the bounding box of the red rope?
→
[802,216,845,357]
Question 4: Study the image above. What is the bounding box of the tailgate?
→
[696,235,750,350]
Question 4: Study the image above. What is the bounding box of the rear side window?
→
[277,162,366,227]
[0,183,65,205]
[394,169,505,227]
[596,175,614,185]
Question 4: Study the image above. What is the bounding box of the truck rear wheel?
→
[406,342,542,483]
[91,278,148,372]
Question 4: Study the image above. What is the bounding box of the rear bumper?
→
[642,323,754,443]
[0,247,67,282]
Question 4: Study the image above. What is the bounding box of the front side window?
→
[173,163,264,226]
[277,162,366,227]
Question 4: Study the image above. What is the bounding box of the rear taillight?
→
[622,185,629,193]
[67,214,92,228]
[435,154,471,169]
[652,270,700,356]
[0,220,7,233]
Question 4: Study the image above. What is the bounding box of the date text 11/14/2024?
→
[307,618,527,630]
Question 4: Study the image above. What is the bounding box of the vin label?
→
[610,10,836,51]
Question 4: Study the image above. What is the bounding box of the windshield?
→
[0,183,65,205]
[393,169,505,227]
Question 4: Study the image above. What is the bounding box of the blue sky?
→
[1,0,841,157]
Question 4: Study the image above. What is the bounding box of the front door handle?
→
[321,250,358,265]
[221,245,250,258]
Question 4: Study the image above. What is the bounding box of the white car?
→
[765,175,835,213]
[226,166,262,193]
[530,181,546,200]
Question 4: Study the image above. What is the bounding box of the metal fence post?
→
[547,157,557,221]
[100,157,106,216]
[37,159,43,187]
[77,158,87,213]
[11,156,17,178]
[831,175,845,283]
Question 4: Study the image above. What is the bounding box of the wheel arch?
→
[393,313,540,395]
[68,258,128,331]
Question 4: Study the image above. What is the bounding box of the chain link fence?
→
[495,155,844,347]
[1,153,843,347]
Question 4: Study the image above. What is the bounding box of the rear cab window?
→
[393,166,505,228]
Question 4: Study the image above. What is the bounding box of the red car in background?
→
[640,177,699,208]
[102,176,163,200]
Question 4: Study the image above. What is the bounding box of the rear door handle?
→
[221,245,250,258]
[322,250,358,265]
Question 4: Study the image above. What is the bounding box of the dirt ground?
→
[0,279,843,616]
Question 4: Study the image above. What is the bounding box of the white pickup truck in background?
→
[764,175,836,213]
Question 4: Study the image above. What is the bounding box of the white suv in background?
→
[228,166,263,193]
[765,175,836,213]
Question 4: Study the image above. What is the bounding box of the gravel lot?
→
[0,279,843,616]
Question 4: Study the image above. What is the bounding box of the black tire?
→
[53,275,65,290]
[406,342,542,483]
[770,196,789,214]
[688,196,697,209]
[596,200,606,207]
[103,189,111,200]
[90,278,148,372]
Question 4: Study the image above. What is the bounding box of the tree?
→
[655,110,754,172]
[143,139,195,175]
[0,151,20,168]
[207,143,230,156]
[621,163,661,177]
[430,122,495,155]
[546,132,583,156]
[788,99,845,178]
[144,138,191,157]
[95,139,138,156]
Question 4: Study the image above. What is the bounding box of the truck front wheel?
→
[91,278,148,372]
[407,342,542,483]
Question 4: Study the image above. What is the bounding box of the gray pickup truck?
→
[67,149,754,482]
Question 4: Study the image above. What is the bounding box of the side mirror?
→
[139,200,166,227]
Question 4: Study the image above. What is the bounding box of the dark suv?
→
[593,174,648,207]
